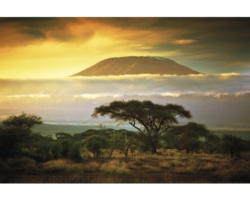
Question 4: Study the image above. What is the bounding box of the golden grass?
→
[3,149,250,183]
[35,149,244,176]
[42,159,100,173]
[100,160,130,174]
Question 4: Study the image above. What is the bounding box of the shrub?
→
[176,122,210,153]
[222,135,244,158]
[67,142,82,162]
[84,135,109,158]
[0,127,29,159]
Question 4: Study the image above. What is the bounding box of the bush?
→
[166,122,210,153]
[67,142,82,162]
[84,135,109,158]
[203,133,222,153]
[0,127,29,159]
[222,135,244,158]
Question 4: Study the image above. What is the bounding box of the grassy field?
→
[1,149,250,183]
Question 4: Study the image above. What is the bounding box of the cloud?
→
[0,74,250,127]
[1,18,250,77]
[0,18,96,47]
[0,73,249,97]
[173,39,197,45]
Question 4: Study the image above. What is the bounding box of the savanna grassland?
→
[1,101,250,183]
[1,149,250,183]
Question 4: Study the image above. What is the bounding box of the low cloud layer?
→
[0,73,249,96]
[0,74,250,128]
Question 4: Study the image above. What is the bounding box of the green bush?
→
[84,135,109,158]
[67,142,82,161]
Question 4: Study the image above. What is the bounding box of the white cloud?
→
[1,74,250,127]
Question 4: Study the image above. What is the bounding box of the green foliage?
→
[67,142,82,161]
[177,122,210,153]
[0,126,29,159]
[84,135,109,158]
[203,133,222,153]
[55,134,83,161]
[2,113,42,132]
[161,128,181,149]
[110,130,138,158]
[26,137,54,162]
[178,123,210,153]
[93,100,191,153]
[163,122,210,153]
[222,135,245,158]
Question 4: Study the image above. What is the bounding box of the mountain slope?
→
[72,56,199,76]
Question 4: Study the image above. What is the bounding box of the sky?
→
[1,18,250,128]
[1,73,250,128]
[0,17,250,78]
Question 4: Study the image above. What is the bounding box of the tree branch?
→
[129,120,145,136]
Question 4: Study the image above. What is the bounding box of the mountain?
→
[72,56,200,76]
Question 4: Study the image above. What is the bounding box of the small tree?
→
[177,122,210,153]
[84,135,109,158]
[0,113,43,159]
[203,133,222,154]
[3,113,42,133]
[222,135,244,158]
[92,100,191,153]
[110,130,137,160]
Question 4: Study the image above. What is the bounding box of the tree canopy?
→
[2,113,42,131]
[92,100,191,153]
[177,122,210,153]
[84,135,109,158]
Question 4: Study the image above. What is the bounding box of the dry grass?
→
[100,160,130,174]
[42,159,100,173]
[1,149,250,183]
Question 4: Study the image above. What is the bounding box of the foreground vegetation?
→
[1,100,250,183]
[1,149,250,183]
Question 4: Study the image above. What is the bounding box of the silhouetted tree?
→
[222,135,244,158]
[177,122,210,153]
[2,113,42,133]
[92,100,191,153]
[0,113,43,159]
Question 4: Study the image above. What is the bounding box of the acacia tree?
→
[0,113,43,158]
[92,100,191,153]
[3,113,42,133]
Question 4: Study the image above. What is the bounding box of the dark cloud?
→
[0,18,79,46]
[89,18,250,73]
[0,18,250,73]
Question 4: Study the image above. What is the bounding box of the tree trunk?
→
[152,145,157,154]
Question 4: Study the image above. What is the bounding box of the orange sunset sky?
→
[0,17,250,78]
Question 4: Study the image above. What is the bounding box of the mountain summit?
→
[72,56,199,76]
